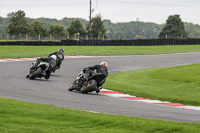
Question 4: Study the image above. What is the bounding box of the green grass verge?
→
[104,64,200,106]
[0,97,200,133]
[1,45,200,58]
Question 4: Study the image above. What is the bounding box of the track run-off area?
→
[1,52,200,123]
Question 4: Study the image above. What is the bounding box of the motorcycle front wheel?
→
[81,80,97,94]
[29,67,43,80]
[68,84,75,91]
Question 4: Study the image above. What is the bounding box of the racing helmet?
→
[50,55,57,61]
[100,61,108,67]
[58,48,64,53]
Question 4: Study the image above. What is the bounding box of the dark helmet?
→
[58,48,64,53]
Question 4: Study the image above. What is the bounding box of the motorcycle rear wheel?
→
[81,80,97,94]
[29,68,43,80]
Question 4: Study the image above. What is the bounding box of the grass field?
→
[1,97,200,133]
[1,45,200,58]
[104,64,200,106]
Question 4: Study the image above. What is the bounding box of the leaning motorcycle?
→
[26,59,50,80]
[68,69,106,94]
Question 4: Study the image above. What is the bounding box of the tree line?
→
[1,10,106,40]
[0,10,200,40]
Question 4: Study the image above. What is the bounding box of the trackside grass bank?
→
[0,97,200,133]
[104,64,200,106]
[1,45,200,58]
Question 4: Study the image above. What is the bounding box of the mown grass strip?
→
[0,97,200,133]
[1,45,200,59]
[104,64,200,106]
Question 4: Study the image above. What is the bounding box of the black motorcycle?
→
[68,69,106,94]
[26,59,50,80]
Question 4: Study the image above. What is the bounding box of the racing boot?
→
[96,86,102,93]
[42,72,50,79]
[44,74,50,79]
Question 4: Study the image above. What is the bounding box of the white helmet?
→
[50,55,57,61]
[100,61,108,66]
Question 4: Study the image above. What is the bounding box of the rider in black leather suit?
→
[82,61,108,92]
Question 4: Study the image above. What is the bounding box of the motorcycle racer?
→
[26,55,57,79]
[81,61,108,92]
[48,48,64,72]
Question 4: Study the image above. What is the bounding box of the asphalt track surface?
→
[1,52,200,123]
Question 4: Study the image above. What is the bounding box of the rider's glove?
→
[83,68,88,72]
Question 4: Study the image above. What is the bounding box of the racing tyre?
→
[68,85,75,91]
[29,68,42,80]
[81,80,97,94]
